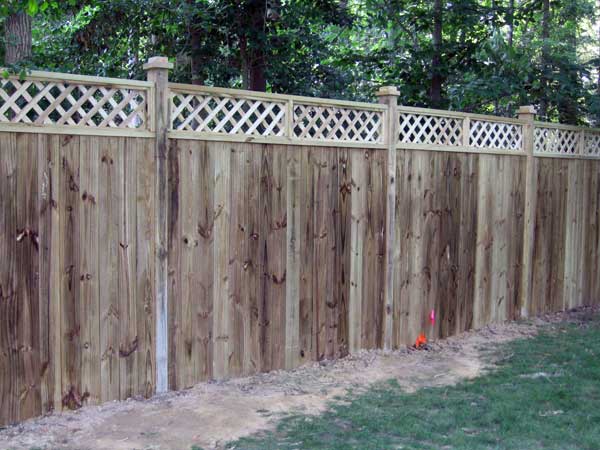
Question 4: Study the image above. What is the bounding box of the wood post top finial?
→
[143,56,173,71]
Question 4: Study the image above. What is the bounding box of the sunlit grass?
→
[226,314,600,449]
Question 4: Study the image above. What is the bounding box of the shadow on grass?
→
[224,314,600,450]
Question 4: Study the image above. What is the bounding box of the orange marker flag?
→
[414,332,427,348]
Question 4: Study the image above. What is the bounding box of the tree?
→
[9,0,599,124]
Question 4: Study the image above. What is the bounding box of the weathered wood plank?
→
[0,132,19,425]
[37,134,59,414]
[228,143,245,376]
[119,137,138,398]
[285,145,300,369]
[473,155,495,328]
[213,142,232,378]
[196,141,214,381]
[16,133,41,420]
[257,145,287,371]
[58,134,81,410]
[167,139,181,389]
[178,139,196,387]
[312,147,333,360]
[79,135,100,405]
[136,137,156,397]
[456,154,478,333]
[298,147,314,363]
[336,148,351,357]
[98,137,121,401]
[243,143,261,374]
[348,149,366,352]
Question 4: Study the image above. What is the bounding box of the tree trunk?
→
[190,24,204,85]
[248,0,267,92]
[507,0,515,47]
[4,12,32,65]
[430,0,443,107]
[538,0,551,120]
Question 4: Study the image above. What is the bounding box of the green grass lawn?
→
[225,313,600,450]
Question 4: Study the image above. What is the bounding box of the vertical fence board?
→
[244,144,261,374]
[260,145,287,371]
[59,134,81,409]
[336,148,351,357]
[195,140,214,382]
[312,147,333,360]
[229,143,245,376]
[98,137,121,401]
[299,147,314,363]
[456,154,478,333]
[348,149,366,352]
[38,134,62,414]
[16,133,41,420]
[166,139,181,389]
[79,136,101,405]
[136,138,156,397]
[285,146,301,369]
[119,138,138,398]
[213,142,232,378]
[0,133,18,425]
[473,155,495,328]
[178,139,196,387]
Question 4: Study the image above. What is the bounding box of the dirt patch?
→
[1,307,595,450]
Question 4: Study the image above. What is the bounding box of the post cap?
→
[375,86,400,97]
[143,56,173,71]
[517,105,536,115]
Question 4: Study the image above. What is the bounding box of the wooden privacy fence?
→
[1,56,599,426]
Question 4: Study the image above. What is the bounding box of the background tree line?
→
[1,0,599,125]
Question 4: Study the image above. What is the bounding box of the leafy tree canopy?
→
[1,0,599,125]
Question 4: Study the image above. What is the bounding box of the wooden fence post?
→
[518,105,537,319]
[376,86,400,350]
[143,56,173,393]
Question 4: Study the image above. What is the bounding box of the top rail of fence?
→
[0,68,599,157]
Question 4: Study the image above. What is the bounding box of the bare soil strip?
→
[1,309,592,450]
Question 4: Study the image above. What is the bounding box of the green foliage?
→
[229,315,600,449]
[1,0,599,124]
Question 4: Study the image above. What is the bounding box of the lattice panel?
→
[293,104,382,142]
[534,127,580,155]
[398,113,462,146]
[469,120,523,151]
[584,132,600,157]
[171,93,286,136]
[0,78,147,128]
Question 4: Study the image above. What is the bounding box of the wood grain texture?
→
[136,138,156,397]
[98,137,121,401]
[16,133,41,420]
[2,131,600,427]
[79,135,100,405]
[213,142,232,378]
[59,134,81,409]
[37,134,62,414]
[0,132,19,425]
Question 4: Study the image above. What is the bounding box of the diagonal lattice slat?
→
[171,92,286,137]
[469,120,523,151]
[534,127,580,155]
[584,131,600,157]
[398,113,462,146]
[0,78,147,129]
[293,104,382,143]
